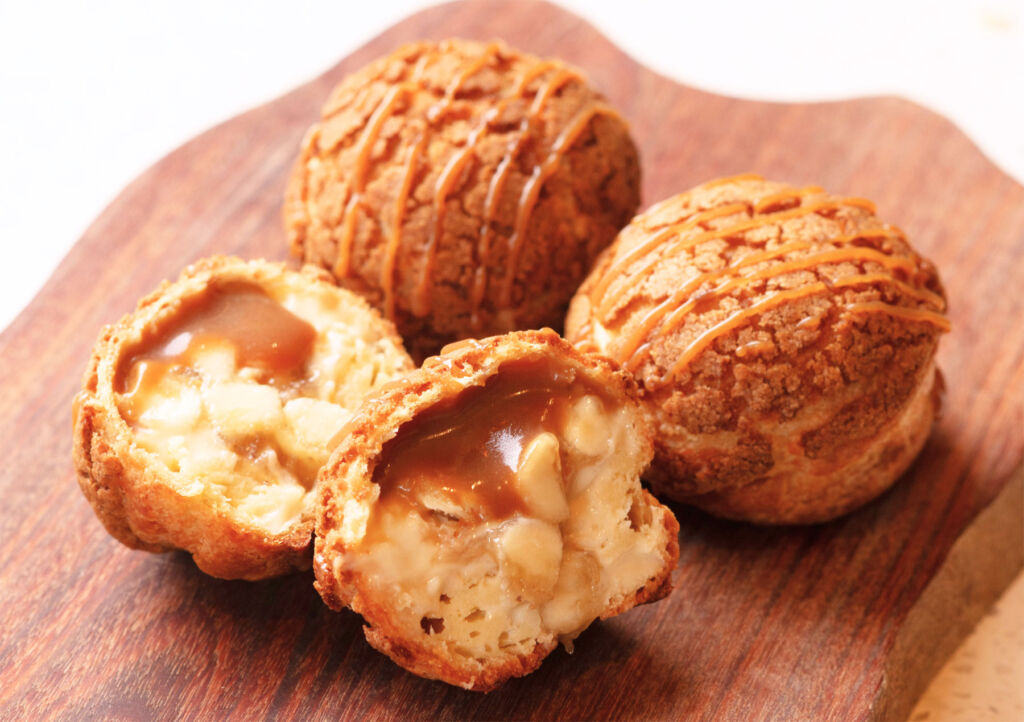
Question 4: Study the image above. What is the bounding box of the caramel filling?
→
[118,282,316,416]
[370,359,579,530]
[349,359,667,658]
[114,278,409,534]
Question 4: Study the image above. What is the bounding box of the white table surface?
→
[1,1,1021,718]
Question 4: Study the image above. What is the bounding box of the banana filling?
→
[351,359,667,659]
[114,279,407,534]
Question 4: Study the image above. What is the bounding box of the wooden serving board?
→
[1,2,1021,719]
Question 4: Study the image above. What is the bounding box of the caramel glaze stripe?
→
[381,44,501,317]
[412,60,582,317]
[651,248,937,355]
[589,202,750,312]
[499,102,622,307]
[844,301,952,333]
[660,283,828,384]
[469,64,584,326]
[334,49,440,281]
[619,240,813,367]
[426,42,502,123]
[593,185,828,307]
[594,198,882,321]
[754,185,824,213]
[380,133,427,320]
[657,281,949,387]
[412,115,494,317]
[374,52,440,318]
[333,81,421,279]
[620,237,932,368]
[831,272,947,309]
[636,173,764,232]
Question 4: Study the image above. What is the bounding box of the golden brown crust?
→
[314,329,679,690]
[73,256,413,579]
[286,39,641,359]
[565,175,949,523]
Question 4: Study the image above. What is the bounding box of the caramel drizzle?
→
[580,181,946,382]
[412,118,489,316]
[619,236,940,370]
[831,272,946,308]
[620,240,813,368]
[753,185,824,213]
[606,183,822,288]
[338,49,439,288]
[333,48,602,321]
[623,171,764,231]
[844,301,952,332]
[333,81,419,279]
[498,102,620,306]
[470,64,585,324]
[381,133,427,320]
[378,45,500,318]
[595,200,887,322]
[654,259,947,362]
[589,202,750,314]
[412,60,583,317]
[647,275,949,385]
[636,277,949,384]
[426,42,501,122]
[661,283,829,383]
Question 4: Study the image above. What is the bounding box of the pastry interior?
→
[319,347,677,689]
[115,273,412,539]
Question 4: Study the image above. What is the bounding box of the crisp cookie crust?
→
[314,329,679,690]
[285,39,641,359]
[565,175,949,523]
[72,256,414,580]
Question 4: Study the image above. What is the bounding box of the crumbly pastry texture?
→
[285,39,641,359]
[72,256,414,580]
[565,174,950,524]
[314,329,679,691]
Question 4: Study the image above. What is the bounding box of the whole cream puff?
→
[285,39,640,359]
[566,175,949,524]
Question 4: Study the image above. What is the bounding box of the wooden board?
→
[1,2,1022,719]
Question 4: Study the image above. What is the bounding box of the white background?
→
[1,0,1021,332]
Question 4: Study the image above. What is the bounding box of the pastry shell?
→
[72,256,414,579]
[314,329,679,690]
[286,39,640,359]
[566,175,949,523]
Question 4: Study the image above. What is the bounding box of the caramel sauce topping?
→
[333,43,611,325]
[663,283,830,382]
[589,201,751,313]
[368,359,589,532]
[498,103,618,308]
[381,133,427,320]
[593,198,885,320]
[580,181,948,385]
[425,42,501,123]
[116,282,316,422]
[334,81,421,280]
[470,64,586,326]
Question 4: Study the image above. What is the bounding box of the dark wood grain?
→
[1,2,1022,720]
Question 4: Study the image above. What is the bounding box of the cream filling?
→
[122,279,409,535]
[349,393,666,661]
